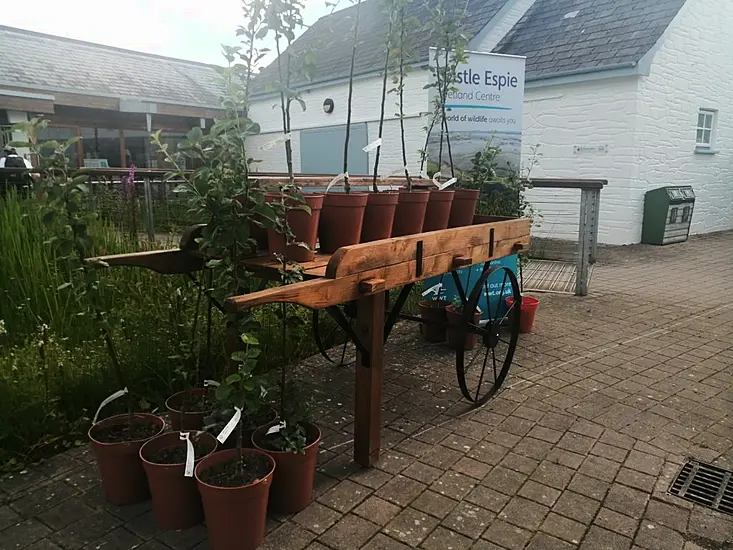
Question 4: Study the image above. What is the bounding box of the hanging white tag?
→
[438,177,458,190]
[179,432,195,477]
[266,421,287,435]
[203,379,220,387]
[258,133,291,151]
[418,170,430,180]
[362,138,382,153]
[216,407,242,444]
[432,171,443,188]
[421,283,443,297]
[325,172,347,193]
[93,387,128,424]
[380,166,409,181]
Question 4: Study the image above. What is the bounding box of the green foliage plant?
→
[12,118,135,426]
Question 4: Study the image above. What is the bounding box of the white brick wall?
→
[635,0,733,238]
[521,78,640,245]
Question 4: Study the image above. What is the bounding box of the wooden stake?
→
[353,291,385,467]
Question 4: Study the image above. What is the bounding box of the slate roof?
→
[252,0,511,93]
[0,25,224,108]
[495,0,688,79]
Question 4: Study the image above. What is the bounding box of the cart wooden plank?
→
[227,225,530,311]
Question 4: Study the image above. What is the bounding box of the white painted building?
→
[249,0,733,245]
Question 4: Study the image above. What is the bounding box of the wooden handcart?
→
[95,215,531,467]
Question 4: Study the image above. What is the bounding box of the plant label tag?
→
[421,283,443,297]
[93,387,128,424]
[179,432,195,477]
[438,178,457,190]
[380,166,408,181]
[325,173,347,193]
[216,407,242,444]
[431,172,442,188]
[258,133,291,151]
[203,379,220,387]
[363,138,382,152]
[266,421,287,435]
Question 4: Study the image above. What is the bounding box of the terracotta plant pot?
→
[252,421,321,514]
[391,190,430,236]
[506,296,540,333]
[166,388,214,431]
[361,191,399,242]
[418,300,450,343]
[140,431,217,530]
[318,192,369,253]
[265,192,324,262]
[196,448,275,550]
[88,413,165,506]
[448,189,481,228]
[446,304,481,350]
[422,189,455,232]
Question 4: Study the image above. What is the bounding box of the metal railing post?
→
[143,177,155,243]
[575,189,591,296]
[589,189,601,264]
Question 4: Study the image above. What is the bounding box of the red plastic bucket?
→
[506,296,540,333]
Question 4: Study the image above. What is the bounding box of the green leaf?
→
[57,282,72,291]
[230,351,247,363]
[225,373,242,384]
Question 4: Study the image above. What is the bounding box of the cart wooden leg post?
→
[354,291,385,467]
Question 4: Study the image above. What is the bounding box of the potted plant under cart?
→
[390,0,429,236]
[252,259,321,514]
[16,118,165,506]
[196,331,276,550]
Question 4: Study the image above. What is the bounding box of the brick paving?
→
[2,231,733,550]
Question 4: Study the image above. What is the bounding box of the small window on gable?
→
[695,108,717,149]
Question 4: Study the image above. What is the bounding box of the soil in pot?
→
[140,431,217,530]
[360,191,399,242]
[422,189,455,232]
[166,388,215,431]
[89,413,165,506]
[418,300,450,343]
[319,192,369,253]
[391,190,430,237]
[252,421,321,514]
[265,192,324,262]
[196,448,275,550]
[446,305,481,350]
[447,189,481,228]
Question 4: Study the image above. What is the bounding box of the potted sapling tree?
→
[195,329,276,550]
[263,0,324,261]
[389,0,430,236]
[252,258,321,514]
[14,118,165,506]
[361,0,400,242]
[318,0,369,252]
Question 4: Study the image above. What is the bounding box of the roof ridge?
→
[0,24,223,69]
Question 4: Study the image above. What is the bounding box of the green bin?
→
[641,186,695,245]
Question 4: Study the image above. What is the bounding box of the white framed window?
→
[695,108,717,149]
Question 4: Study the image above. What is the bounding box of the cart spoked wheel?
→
[456,266,521,406]
[312,302,357,366]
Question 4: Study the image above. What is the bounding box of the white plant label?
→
[93,387,128,424]
[438,178,458,190]
[203,379,220,387]
[258,133,292,151]
[422,283,443,297]
[431,172,442,188]
[216,407,242,444]
[179,432,195,477]
[266,421,287,435]
[362,138,382,153]
[380,166,408,181]
[325,172,348,193]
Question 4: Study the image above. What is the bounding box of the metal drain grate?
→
[669,460,733,515]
